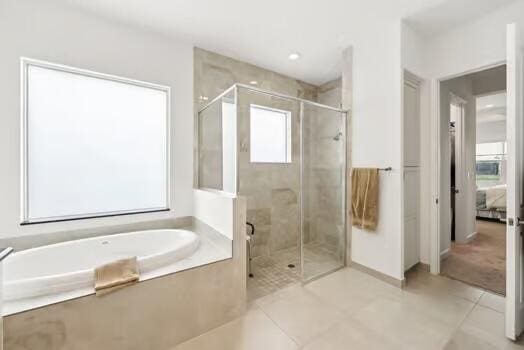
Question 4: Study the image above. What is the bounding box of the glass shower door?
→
[301,103,346,281]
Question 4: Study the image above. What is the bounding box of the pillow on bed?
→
[485,184,507,210]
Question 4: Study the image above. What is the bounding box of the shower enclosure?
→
[198,84,348,284]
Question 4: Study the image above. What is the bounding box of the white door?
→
[404,79,420,167]
[506,22,524,340]
[403,76,421,272]
[450,99,467,243]
[404,167,420,271]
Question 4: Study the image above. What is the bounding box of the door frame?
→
[429,61,507,275]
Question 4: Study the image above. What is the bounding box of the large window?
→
[249,105,291,163]
[21,58,170,223]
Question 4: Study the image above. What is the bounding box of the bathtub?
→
[4,229,200,301]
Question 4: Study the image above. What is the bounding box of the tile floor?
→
[247,242,343,301]
[175,266,523,350]
[247,247,301,301]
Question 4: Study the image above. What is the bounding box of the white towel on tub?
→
[94,257,139,296]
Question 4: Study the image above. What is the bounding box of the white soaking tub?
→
[4,229,200,301]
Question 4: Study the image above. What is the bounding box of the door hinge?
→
[507,217,522,227]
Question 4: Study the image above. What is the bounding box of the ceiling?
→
[57,0,516,85]
[404,0,516,37]
[477,93,506,125]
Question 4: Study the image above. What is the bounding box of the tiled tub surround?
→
[4,193,247,350]
[4,228,202,302]
[3,219,231,316]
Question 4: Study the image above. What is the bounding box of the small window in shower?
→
[249,105,291,163]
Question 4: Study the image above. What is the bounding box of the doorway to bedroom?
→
[439,64,507,295]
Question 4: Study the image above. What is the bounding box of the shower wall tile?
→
[247,208,271,226]
[194,48,318,111]
[251,226,270,247]
[271,188,298,206]
[270,203,300,252]
[194,47,344,260]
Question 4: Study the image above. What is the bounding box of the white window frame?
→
[249,104,292,164]
[20,57,171,224]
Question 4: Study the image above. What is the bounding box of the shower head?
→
[333,132,343,141]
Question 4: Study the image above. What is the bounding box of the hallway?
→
[441,220,506,295]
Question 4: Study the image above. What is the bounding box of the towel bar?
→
[379,167,392,171]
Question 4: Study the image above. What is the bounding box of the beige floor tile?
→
[478,292,505,313]
[175,269,520,350]
[305,268,402,314]
[399,287,475,327]
[302,316,403,350]
[456,304,522,350]
[351,295,461,350]
[173,305,298,350]
[405,268,484,303]
[444,329,502,350]
[255,284,346,345]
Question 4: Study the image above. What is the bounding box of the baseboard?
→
[349,260,405,288]
[466,231,477,243]
[440,248,450,260]
[405,262,429,273]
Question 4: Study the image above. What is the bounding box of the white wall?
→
[404,0,524,269]
[350,19,404,281]
[424,1,524,80]
[0,0,194,240]
[193,189,235,239]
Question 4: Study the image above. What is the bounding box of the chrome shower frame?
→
[197,83,350,283]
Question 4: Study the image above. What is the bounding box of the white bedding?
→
[482,184,507,209]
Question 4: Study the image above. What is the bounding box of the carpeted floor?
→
[441,220,506,295]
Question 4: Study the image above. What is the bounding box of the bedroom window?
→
[476,142,507,182]
[21,58,170,224]
[249,105,292,163]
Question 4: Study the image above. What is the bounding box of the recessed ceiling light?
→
[249,81,258,85]
[288,52,301,61]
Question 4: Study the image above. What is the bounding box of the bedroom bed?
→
[476,184,507,220]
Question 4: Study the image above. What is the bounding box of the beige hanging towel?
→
[351,168,379,231]
[94,257,139,296]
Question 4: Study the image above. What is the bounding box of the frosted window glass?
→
[250,105,291,163]
[24,62,169,222]
[476,142,507,156]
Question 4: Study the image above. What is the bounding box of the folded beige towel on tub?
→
[94,257,139,296]
[351,168,379,231]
